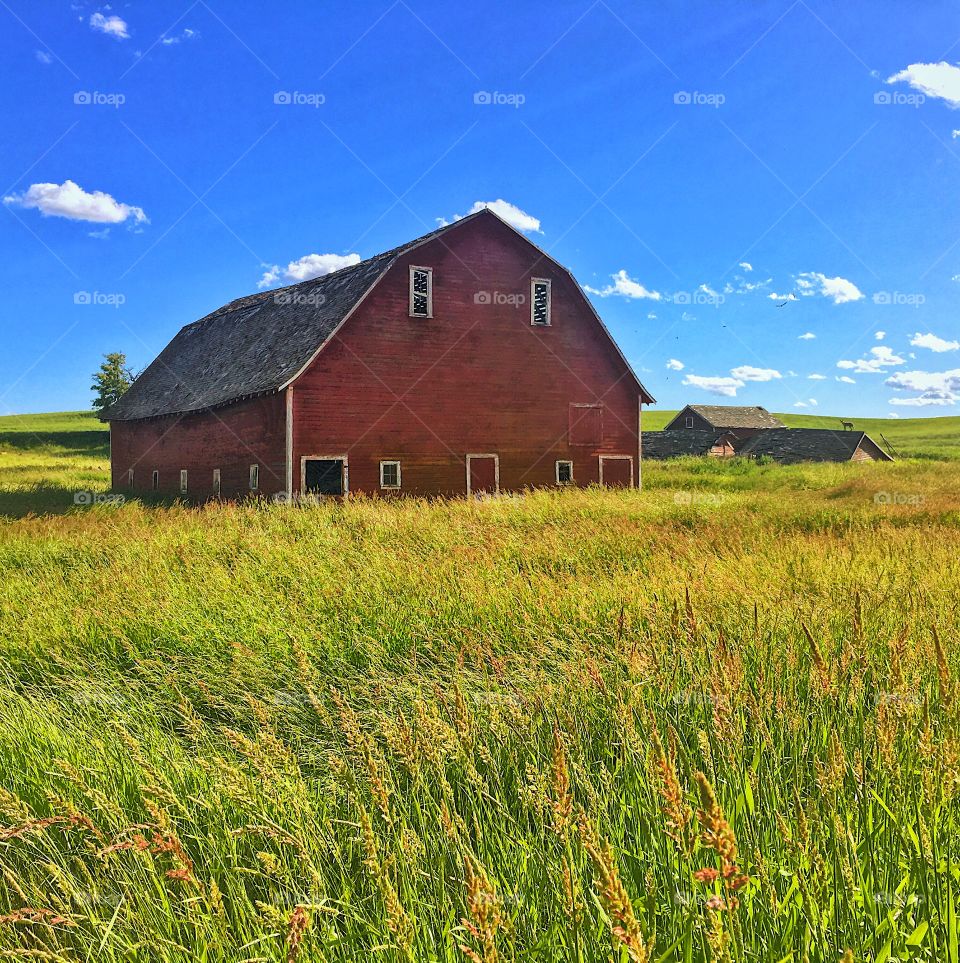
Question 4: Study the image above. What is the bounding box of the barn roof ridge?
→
[102,208,652,422]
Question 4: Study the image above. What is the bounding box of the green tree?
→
[91,352,133,410]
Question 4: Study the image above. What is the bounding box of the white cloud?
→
[647,312,657,319]
[798,332,816,340]
[88,227,110,240]
[698,282,721,298]
[836,375,857,384]
[682,374,744,398]
[887,62,960,107]
[836,345,905,374]
[953,274,960,282]
[258,252,361,288]
[885,368,960,406]
[584,270,661,301]
[161,28,198,45]
[875,330,886,340]
[808,373,826,380]
[911,331,960,353]
[954,131,960,139]
[739,261,753,272]
[35,50,52,65]
[795,271,864,304]
[439,199,541,234]
[666,358,684,371]
[768,292,798,301]
[793,401,808,408]
[808,398,818,406]
[90,11,129,40]
[3,180,147,224]
[888,412,900,418]
[730,365,781,382]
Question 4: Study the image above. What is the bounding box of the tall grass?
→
[0,461,958,960]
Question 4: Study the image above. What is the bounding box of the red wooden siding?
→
[110,394,286,497]
[290,215,641,496]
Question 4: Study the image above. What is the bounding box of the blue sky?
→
[2,1,960,417]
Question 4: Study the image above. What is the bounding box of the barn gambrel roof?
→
[102,209,653,422]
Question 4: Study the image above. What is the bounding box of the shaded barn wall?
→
[291,218,640,496]
[110,393,286,497]
[853,436,890,462]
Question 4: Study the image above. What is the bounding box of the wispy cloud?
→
[836,345,905,374]
[886,368,960,406]
[682,374,744,397]
[911,331,959,353]
[90,11,130,40]
[730,365,781,382]
[258,252,360,288]
[3,180,147,225]
[584,270,661,301]
[795,271,864,304]
[798,332,816,340]
[438,199,541,234]
[887,61,960,107]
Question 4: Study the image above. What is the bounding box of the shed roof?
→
[680,405,785,429]
[643,430,734,459]
[102,209,653,422]
[737,428,894,463]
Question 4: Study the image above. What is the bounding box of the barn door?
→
[466,454,499,496]
[599,455,633,488]
[303,458,346,496]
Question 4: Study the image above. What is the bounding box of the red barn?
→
[104,209,654,499]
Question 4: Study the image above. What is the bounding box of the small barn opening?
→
[304,458,346,496]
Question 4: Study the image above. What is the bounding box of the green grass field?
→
[0,412,959,962]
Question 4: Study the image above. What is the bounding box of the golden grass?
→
[0,457,958,960]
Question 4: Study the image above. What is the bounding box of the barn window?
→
[213,469,221,496]
[531,279,551,326]
[409,266,432,318]
[556,460,573,485]
[127,468,134,488]
[685,416,694,428]
[249,465,259,491]
[152,470,159,491]
[180,470,188,494]
[380,460,401,489]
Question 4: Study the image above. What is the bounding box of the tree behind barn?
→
[91,353,133,410]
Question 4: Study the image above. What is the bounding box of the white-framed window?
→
[685,416,694,428]
[249,464,259,491]
[556,460,574,485]
[531,278,551,326]
[380,460,401,489]
[127,468,134,487]
[213,469,221,496]
[409,266,433,318]
[180,470,188,494]
[152,470,159,491]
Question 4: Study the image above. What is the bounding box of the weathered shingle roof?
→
[101,215,482,422]
[643,430,733,459]
[683,405,785,429]
[738,428,894,463]
[102,208,653,421]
